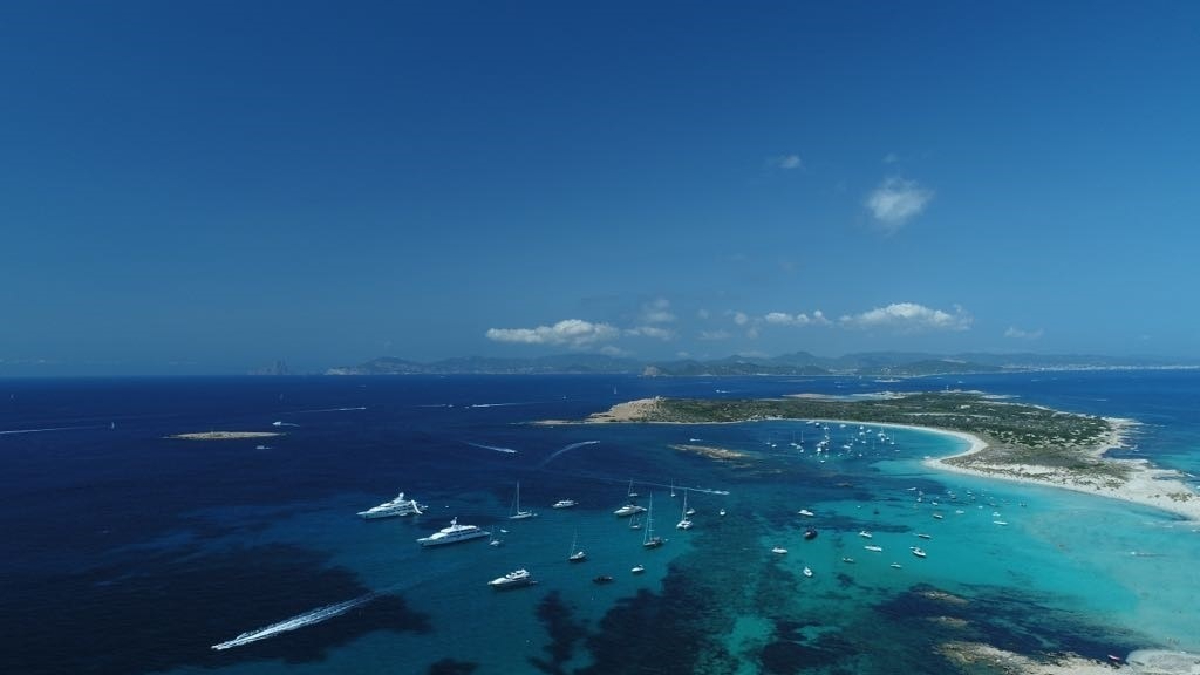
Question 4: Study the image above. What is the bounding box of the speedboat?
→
[631,565,645,574]
[890,562,902,569]
[916,533,932,540]
[614,504,647,517]
[994,520,1009,526]
[358,491,426,519]
[911,547,927,558]
[858,531,873,539]
[932,513,944,520]
[487,569,535,589]
[771,546,787,554]
[552,499,576,509]
[417,518,491,547]
[864,545,883,552]
[842,557,855,564]
[803,566,813,578]
[798,509,815,517]
[804,529,818,540]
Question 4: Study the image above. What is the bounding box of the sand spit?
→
[918,420,1200,523]
[170,431,284,440]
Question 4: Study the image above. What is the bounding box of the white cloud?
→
[598,345,629,356]
[865,177,934,230]
[768,154,803,170]
[1004,326,1044,340]
[697,308,711,320]
[839,303,971,332]
[733,312,750,326]
[625,326,674,341]
[486,319,620,347]
[763,311,832,327]
[698,329,731,341]
[641,297,676,323]
[882,152,899,164]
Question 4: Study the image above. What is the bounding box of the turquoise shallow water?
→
[3,372,1199,674]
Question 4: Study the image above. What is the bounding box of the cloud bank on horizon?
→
[486,301,972,355]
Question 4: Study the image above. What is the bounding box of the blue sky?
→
[2,1,1198,374]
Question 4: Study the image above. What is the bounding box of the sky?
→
[2,1,1199,375]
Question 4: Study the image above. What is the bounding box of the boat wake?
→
[211,591,381,650]
[468,442,517,454]
[0,424,108,435]
[539,441,599,467]
[468,402,532,408]
[282,407,368,414]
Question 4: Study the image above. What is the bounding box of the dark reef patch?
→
[427,658,478,675]
[0,543,430,675]
[530,590,588,674]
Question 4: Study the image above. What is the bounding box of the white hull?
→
[419,530,490,547]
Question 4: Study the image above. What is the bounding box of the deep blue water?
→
[2,371,1198,675]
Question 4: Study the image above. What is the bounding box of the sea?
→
[3,370,1199,675]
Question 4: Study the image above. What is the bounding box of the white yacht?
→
[858,531,873,539]
[358,491,426,519]
[675,488,693,530]
[552,499,576,509]
[797,509,815,517]
[614,503,647,518]
[568,532,586,562]
[417,518,491,547]
[643,493,665,549]
[631,565,645,574]
[508,482,538,520]
[864,545,883,552]
[771,546,787,554]
[803,566,813,578]
[911,547,927,558]
[487,569,535,589]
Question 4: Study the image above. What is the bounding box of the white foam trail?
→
[281,407,368,414]
[467,402,531,408]
[0,425,108,435]
[468,442,517,454]
[539,441,599,467]
[212,591,380,650]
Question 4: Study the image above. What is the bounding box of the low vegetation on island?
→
[588,392,1128,481]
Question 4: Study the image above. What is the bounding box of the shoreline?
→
[569,398,1200,522]
[918,419,1200,523]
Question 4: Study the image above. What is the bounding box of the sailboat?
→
[509,482,538,520]
[568,531,586,562]
[626,479,638,499]
[676,488,693,530]
[643,493,664,548]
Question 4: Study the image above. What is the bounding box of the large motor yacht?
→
[358,491,426,519]
[417,518,491,547]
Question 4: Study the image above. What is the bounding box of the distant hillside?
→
[328,351,1196,377]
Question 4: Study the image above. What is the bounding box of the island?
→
[573,392,1200,522]
[169,431,284,440]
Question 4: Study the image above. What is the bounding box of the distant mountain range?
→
[326,351,1198,377]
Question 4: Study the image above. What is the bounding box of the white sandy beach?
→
[915,420,1200,523]
[579,398,1200,522]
